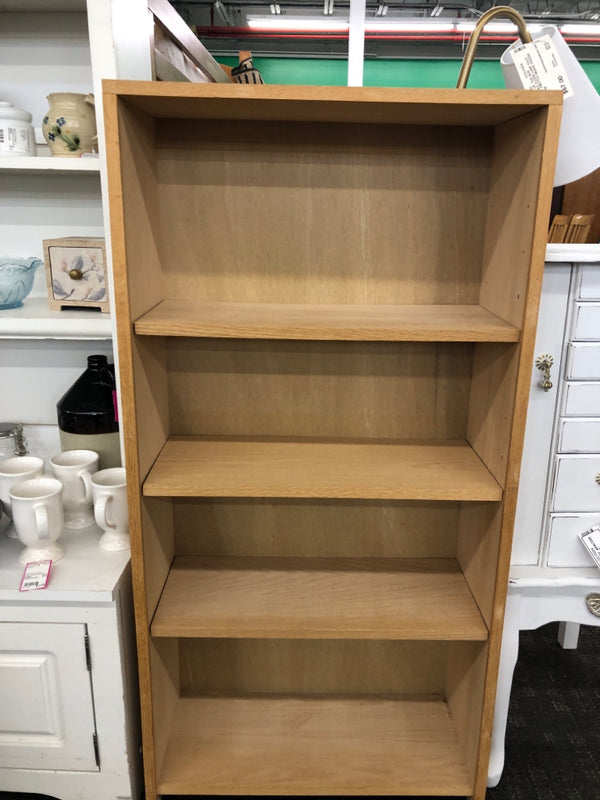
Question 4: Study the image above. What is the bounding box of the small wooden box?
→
[43,237,108,312]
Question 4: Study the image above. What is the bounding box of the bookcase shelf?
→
[151,556,489,640]
[135,300,520,342]
[157,696,473,796]
[144,436,502,501]
[104,82,561,800]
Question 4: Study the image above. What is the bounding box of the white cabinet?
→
[0,522,142,800]
[0,2,152,797]
[489,247,600,788]
[0,622,98,771]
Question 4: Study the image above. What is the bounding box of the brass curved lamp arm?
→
[456,6,532,88]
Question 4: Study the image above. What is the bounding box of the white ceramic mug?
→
[50,449,98,530]
[0,456,45,538]
[91,467,130,551]
[9,477,64,565]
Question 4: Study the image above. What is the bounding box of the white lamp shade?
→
[501,26,600,187]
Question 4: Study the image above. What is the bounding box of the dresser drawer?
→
[565,344,600,380]
[552,455,600,511]
[560,419,600,452]
[563,382,600,415]
[573,303,600,341]
[547,514,600,567]
[579,266,600,299]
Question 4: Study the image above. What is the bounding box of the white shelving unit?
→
[0,2,152,798]
[0,298,112,340]
[0,155,101,173]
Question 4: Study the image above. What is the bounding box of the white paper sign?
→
[579,524,600,570]
[510,35,574,98]
[19,559,52,591]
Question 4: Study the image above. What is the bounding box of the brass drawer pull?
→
[535,354,554,392]
[586,593,600,618]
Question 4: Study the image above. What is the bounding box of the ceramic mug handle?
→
[79,470,93,504]
[95,494,115,530]
[34,503,49,541]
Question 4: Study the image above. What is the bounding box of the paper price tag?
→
[19,559,52,591]
[510,35,574,98]
[579,525,600,570]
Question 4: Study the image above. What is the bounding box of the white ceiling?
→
[171,0,600,58]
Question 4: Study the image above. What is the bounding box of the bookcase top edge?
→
[102,80,562,107]
[102,81,562,128]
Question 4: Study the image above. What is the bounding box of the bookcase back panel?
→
[179,639,448,696]
[165,340,473,439]
[156,121,492,305]
[173,498,460,558]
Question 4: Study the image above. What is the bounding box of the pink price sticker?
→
[19,560,52,591]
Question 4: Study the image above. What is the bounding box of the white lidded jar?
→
[0,101,35,157]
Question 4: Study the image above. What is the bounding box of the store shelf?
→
[0,155,100,174]
[0,298,112,339]
[135,300,520,342]
[157,696,473,796]
[151,556,488,640]
[143,436,503,501]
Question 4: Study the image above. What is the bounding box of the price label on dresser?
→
[579,525,600,570]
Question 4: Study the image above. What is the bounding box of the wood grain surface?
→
[157,695,473,796]
[151,556,488,640]
[143,436,503,500]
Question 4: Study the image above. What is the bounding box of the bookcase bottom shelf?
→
[157,695,473,796]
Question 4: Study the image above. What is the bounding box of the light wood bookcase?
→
[103,82,561,800]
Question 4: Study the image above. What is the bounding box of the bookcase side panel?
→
[104,93,174,800]
[445,641,489,788]
[469,108,561,485]
[464,106,562,800]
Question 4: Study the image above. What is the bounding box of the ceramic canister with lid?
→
[0,101,35,157]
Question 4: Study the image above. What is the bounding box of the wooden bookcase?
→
[103,82,561,800]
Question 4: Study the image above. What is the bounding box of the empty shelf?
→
[151,556,488,640]
[135,300,519,342]
[143,437,503,501]
[157,695,473,796]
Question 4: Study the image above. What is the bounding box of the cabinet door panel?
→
[0,622,98,771]
[551,455,600,512]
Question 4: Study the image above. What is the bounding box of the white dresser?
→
[489,245,600,786]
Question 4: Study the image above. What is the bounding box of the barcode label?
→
[19,560,52,591]
[510,35,573,98]
[579,525,600,570]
